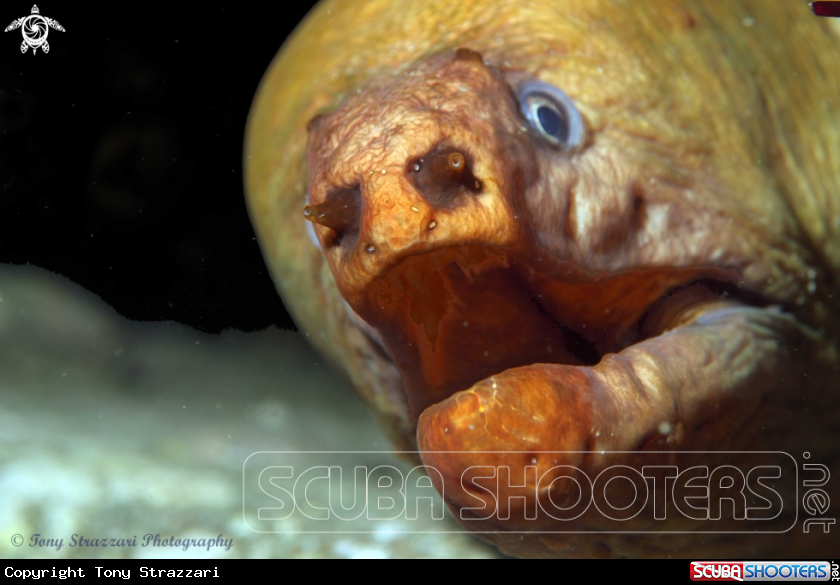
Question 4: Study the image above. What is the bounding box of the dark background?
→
[0,0,321,333]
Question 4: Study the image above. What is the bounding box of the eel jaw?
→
[303,49,837,556]
[303,47,745,419]
[413,301,836,558]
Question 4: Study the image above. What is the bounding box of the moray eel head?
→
[301,46,837,556]
[246,0,840,558]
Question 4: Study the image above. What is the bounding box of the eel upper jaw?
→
[306,158,759,424]
[302,49,782,425]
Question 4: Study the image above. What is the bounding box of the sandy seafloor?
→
[0,264,503,559]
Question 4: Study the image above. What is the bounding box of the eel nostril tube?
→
[448,152,464,170]
[407,146,481,208]
[302,186,362,245]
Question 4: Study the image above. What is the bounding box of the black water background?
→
[0,1,321,333]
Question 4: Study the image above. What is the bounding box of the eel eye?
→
[517,80,584,150]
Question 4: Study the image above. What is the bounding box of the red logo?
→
[691,562,744,582]
[812,1,840,17]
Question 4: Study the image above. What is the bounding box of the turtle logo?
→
[4,5,64,54]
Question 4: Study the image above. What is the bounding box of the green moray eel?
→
[245,0,840,558]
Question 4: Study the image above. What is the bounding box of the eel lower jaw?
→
[415,299,787,456]
[413,300,826,549]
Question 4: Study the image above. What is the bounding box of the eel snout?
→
[302,48,836,556]
[304,49,533,301]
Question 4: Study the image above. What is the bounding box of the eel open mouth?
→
[300,48,831,555]
[362,241,746,420]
